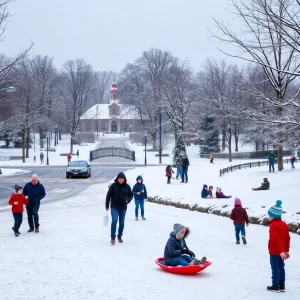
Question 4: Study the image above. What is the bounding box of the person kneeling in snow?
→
[252,178,270,191]
[163,223,207,266]
[216,187,232,199]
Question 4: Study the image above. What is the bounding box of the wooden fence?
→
[220,158,296,177]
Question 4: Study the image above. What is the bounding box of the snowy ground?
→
[0,179,299,300]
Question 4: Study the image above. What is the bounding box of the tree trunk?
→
[222,130,226,151]
[22,126,26,163]
[26,128,30,158]
[39,128,44,149]
[277,145,283,171]
[234,134,239,152]
[70,136,74,154]
[151,132,157,150]
[228,129,232,162]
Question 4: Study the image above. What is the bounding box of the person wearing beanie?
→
[252,178,270,191]
[132,175,148,221]
[267,200,290,292]
[230,198,249,245]
[215,187,232,199]
[201,184,213,199]
[163,223,207,266]
[8,185,29,237]
[106,172,133,244]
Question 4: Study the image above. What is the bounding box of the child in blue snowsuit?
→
[132,175,148,221]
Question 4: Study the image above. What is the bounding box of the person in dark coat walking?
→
[23,174,46,233]
[230,198,249,245]
[40,152,44,164]
[132,175,148,221]
[106,172,133,244]
[163,223,207,266]
[8,185,29,236]
[181,154,190,183]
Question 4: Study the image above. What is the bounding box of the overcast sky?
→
[1,0,240,72]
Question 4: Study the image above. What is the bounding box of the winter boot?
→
[280,281,285,292]
[242,236,247,245]
[135,217,138,221]
[28,228,34,233]
[267,286,280,293]
[35,227,39,233]
[17,231,21,234]
[190,258,200,265]
[142,217,146,220]
[14,232,19,237]
[199,256,207,264]
[118,236,123,243]
[111,237,115,245]
[236,241,240,244]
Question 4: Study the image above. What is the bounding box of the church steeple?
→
[110,81,119,103]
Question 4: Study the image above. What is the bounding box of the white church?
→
[79,82,143,133]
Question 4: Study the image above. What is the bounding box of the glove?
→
[189,251,196,258]
[181,247,189,254]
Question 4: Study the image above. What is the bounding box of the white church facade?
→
[79,82,143,133]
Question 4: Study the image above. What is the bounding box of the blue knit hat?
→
[136,175,143,182]
[268,200,283,219]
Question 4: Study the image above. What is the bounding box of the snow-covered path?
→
[0,180,299,300]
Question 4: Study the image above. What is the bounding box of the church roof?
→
[80,104,140,120]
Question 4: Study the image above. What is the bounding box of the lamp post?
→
[159,108,162,164]
[33,131,36,163]
[54,124,58,146]
[144,132,147,167]
[46,135,49,165]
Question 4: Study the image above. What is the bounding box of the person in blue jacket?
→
[23,174,46,233]
[267,151,277,172]
[132,175,148,221]
[201,184,213,199]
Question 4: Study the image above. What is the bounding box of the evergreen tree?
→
[173,133,186,163]
[199,117,220,153]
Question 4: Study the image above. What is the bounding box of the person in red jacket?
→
[267,200,290,293]
[230,198,249,245]
[216,187,232,199]
[67,153,72,166]
[8,185,29,237]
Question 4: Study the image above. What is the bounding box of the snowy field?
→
[0,179,299,300]
[1,135,300,299]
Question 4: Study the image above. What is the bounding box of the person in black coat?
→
[163,223,207,266]
[23,174,46,233]
[181,154,190,183]
[106,172,133,244]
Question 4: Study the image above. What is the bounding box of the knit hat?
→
[268,200,283,219]
[203,184,208,189]
[15,185,23,192]
[234,198,242,206]
[216,187,221,192]
[136,175,143,182]
[173,223,185,234]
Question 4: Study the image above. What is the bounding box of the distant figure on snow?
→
[76,149,79,157]
[216,187,232,199]
[40,152,44,164]
[175,155,183,180]
[67,153,72,166]
[181,154,190,183]
[210,153,214,164]
[165,165,174,184]
[201,184,214,199]
[252,178,270,191]
[230,198,249,245]
[290,153,296,170]
[267,151,277,172]
[208,186,215,198]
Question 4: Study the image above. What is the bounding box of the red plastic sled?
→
[155,257,212,275]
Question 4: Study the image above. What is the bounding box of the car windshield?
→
[69,161,87,167]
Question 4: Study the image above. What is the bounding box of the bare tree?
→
[212,0,300,170]
[93,71,116,104]
[59,59,95,154]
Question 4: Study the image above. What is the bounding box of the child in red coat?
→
[165,165,174,184]
[230,198,249,245]
[8,185,29,237]
[216,187,232,199]
[266,200,290,292]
